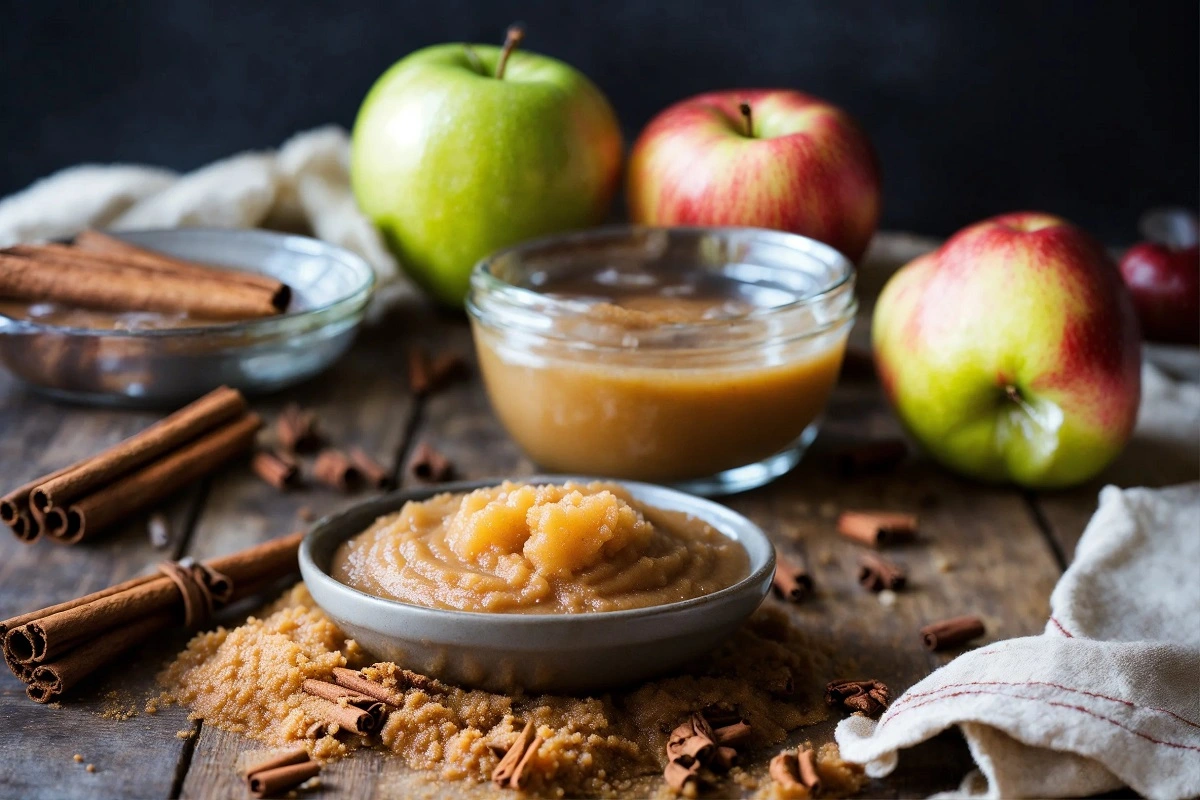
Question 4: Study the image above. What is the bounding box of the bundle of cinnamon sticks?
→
[0,229,290,320]
[1,531,303,703]
[1,386,260,544]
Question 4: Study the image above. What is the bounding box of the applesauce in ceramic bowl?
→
[466,226,857,495]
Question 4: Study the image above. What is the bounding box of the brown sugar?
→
[159,584,840,796]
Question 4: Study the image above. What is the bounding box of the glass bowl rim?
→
[467,224,857,332]
[0,227,376,340]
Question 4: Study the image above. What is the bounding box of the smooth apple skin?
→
[1119,243,1200,345]
[627,89,880,262]
[351,44,623,305]
[873,212,1142,488]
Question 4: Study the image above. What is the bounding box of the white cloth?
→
[836,363,1200,800]
[0,127,407,310]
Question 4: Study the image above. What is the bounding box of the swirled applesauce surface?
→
[331,482,748,614]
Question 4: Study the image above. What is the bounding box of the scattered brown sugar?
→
[73,754,83,763]
[158,585,837,797]
[86,764,96,773]
[99,691,139,721]
[176,729,193,740]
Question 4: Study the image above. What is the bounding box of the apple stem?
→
[1005,384,1021,403]
[495,24,524,80]
[739,103,754,137]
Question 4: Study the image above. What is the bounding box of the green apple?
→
[872,212,1142,488]
[351,27,623,305]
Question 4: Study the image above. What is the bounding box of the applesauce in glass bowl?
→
[466,226,857,495]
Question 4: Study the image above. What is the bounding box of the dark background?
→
[2,0,1196,244]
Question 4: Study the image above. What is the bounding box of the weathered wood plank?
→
[0,374,201,800]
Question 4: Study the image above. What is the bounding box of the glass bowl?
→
[0,228,375,408]
[467,226,858,496]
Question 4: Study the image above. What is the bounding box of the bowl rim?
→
[300,475,776,627]
[0,227,376,339]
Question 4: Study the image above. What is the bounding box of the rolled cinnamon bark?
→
[348,448,392,489]
[313,449,358,492]
[2,465,73,542]
[301,678,388,731]
[252,450,300,491]
[921,615,986,651]
[837,510,918,546]
[305,694,377,735]
[4,532,303,678]
[26,613,171,703]
[0,249,282,319]
[771,549,813,602]
[53,412,262,544]
[247,761,320,799]
[32,386,247,513]
[244,746,310,777]
[74,230,287,299]
[330,667,406,706]
[796,746,822,791]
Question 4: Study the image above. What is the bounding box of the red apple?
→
[1119,229,1199,344]
[873,212,1142,488]
[626,90,881,262]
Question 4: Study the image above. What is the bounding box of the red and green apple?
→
[626,89,880,262]
[873,212,1142,488]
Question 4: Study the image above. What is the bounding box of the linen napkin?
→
[836,366,1200,800]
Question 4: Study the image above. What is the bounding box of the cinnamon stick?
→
[30,386,247,513]
[26,613,171,703]
[348,447,392,489]
[1,465,73,543]
[3,531,303,701]
[74,230,287,299]
[858,553,907,592]
[313,449,359,492]
[408,442,453,483]
[247,760,320,799]
[796,746,822,792]
[492,721,536,788]
[772,549,813,602]
[275,404,321,453]
[769,751,802,791]
[301,678,388,729]
[0,248,282,319]
[244,746,310,777]
[837,510,918,546]
[53,412,262,543]
[252,450,300,491]
[306,695,377,735]
[921,615,986,651]
[509,734,542,789]
[330,667,406,706]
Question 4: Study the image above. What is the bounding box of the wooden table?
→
[1,233,1192,799]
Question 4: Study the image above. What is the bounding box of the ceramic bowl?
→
[0,228,375,407]
[300,476,774,694]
